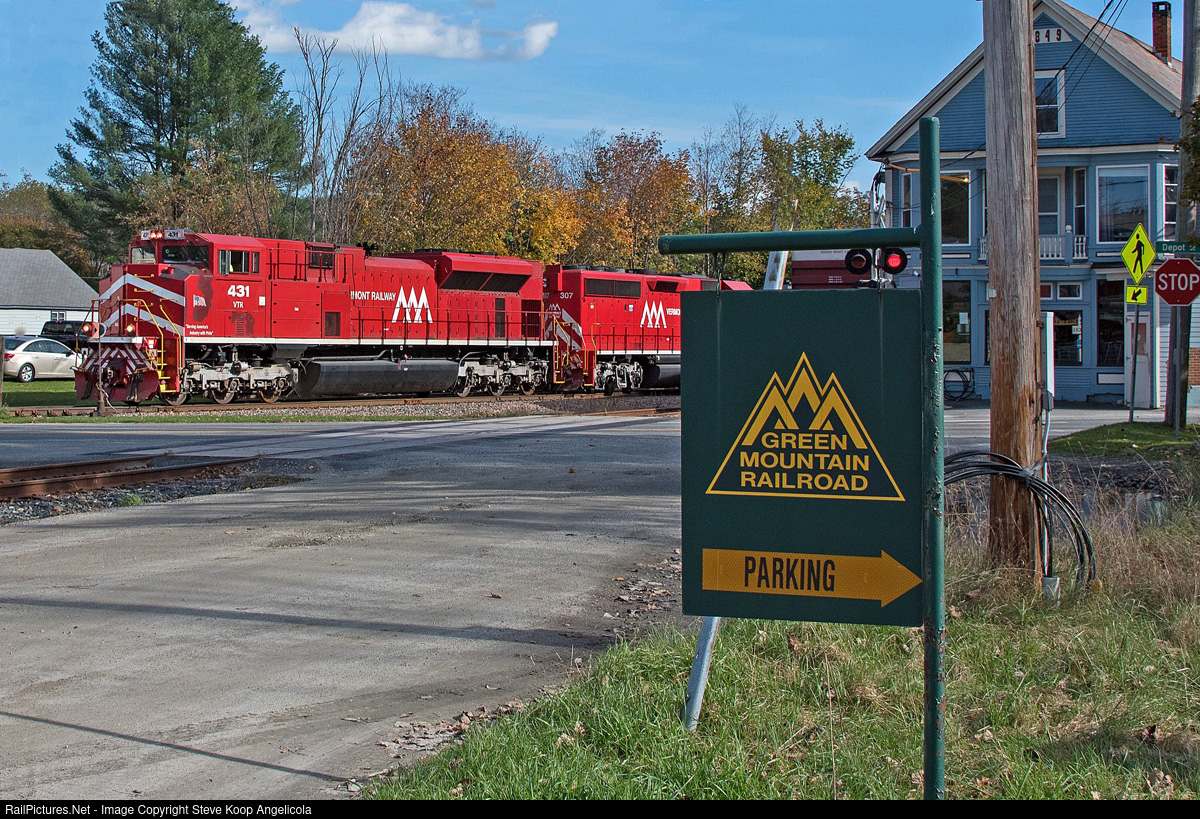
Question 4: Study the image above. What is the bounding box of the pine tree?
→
[50,0,302,257]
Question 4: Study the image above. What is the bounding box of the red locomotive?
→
[76,229,749,404]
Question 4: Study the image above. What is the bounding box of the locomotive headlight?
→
[125,323,135,334]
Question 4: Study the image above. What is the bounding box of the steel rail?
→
[0,457,255,500]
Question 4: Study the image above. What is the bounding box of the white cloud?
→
[239,1,558,61]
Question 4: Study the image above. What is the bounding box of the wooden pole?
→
[983,0,1042,570]
[1168,0,1198,430]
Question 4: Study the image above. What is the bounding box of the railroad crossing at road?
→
[0,406,1154,798]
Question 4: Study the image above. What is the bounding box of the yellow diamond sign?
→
[1122,223,1154,283]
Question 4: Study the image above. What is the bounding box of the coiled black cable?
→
[944,450,1096,589]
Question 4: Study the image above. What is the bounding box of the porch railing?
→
[978,234,1087,262]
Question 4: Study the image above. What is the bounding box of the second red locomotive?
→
[76,229,749,404]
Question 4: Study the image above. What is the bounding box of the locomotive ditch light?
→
[125,323,135,334]
[844,248,873,276]
[879,247,908,276]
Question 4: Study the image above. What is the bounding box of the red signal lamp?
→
[879,247,908,276]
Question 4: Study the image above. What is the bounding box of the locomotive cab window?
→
[130,246,155,264]
[651,281,678,292]
[161,244,210,267]
[218,250,258,275]
[308,250,335,269]
[584,278,641,298]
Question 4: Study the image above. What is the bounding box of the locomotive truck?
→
[76,229,749,405]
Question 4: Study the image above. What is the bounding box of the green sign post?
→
[659,117,946,799]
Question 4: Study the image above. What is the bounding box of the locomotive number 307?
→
[227,285,252,298]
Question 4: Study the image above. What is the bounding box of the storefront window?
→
[1054,311,1083,366]
[1096,280,1124,367]
[943,281,971,364]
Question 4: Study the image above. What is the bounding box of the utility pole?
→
[1167,0,1197,430]
[983,0,1042,570]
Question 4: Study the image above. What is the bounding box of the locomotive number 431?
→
[227,285,252,298]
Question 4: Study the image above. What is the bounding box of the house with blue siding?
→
[867,0,1197,407]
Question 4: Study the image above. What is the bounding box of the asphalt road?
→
[0,405,1151,798]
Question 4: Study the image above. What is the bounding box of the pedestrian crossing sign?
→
[1125,284,1147,305]
[1122,224,1154,284]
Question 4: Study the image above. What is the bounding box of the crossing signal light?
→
[844,249,873,276]
[879,248,908,276]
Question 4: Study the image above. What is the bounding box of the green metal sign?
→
[1156,240,1200,255]
[682,288,924,626]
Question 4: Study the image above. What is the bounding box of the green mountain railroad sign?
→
[682,289,923,626]
[1123,224,1154,284]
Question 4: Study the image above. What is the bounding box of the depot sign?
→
[1156,258,1200,306]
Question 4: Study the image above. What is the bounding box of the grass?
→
[0,379,89,408]
[367,461,1200,800]
[1049,421,1200,460]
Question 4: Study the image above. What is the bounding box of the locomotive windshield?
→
[161,244,211,267]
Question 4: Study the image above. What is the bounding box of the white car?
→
[3,336,84,382]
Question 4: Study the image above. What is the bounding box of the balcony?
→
[978,234,1087,263]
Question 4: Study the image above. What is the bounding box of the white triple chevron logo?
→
[392,288,432,323]
[641,301,666,329]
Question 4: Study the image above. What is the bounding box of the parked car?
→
[39,320,93,348]
[3,336,84,382]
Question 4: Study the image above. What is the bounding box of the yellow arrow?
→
[702,548,921,606]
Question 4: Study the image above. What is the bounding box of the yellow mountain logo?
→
[708,353,904,501]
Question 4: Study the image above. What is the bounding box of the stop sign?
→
[1155,258,1200,306]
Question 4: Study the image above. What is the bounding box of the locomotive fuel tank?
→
[296,358,460,398]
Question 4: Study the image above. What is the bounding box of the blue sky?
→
[0,1,1182,192]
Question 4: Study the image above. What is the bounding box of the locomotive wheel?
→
[258,387,281,404]
[162,391,191,407]
[211,384,238,405]
[488,379,506,397]
[603,376,617,397]
[519,381,537,396]
[455,380,473,398]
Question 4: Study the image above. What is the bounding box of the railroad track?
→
[7,392,672,418]
[0,455,254,500]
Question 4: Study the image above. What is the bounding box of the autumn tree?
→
[353,85,522,253]
[0,173,94,282]
[684,110,868,286]
[570,131,697,271]
[759,119,868,233]
[52,0,302,254]
[502,131,583,262]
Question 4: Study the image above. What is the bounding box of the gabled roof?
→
[0,248,96,309]
[867,0,1183,160]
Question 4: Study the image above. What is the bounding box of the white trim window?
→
[942,171,970,245]
[1038,176,1061,235]
[901,172,914,228]
[1072,168,1087,234]
[1035,70,1066,138]
[1097,165,1149,244]
[1164,164,1180,241]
